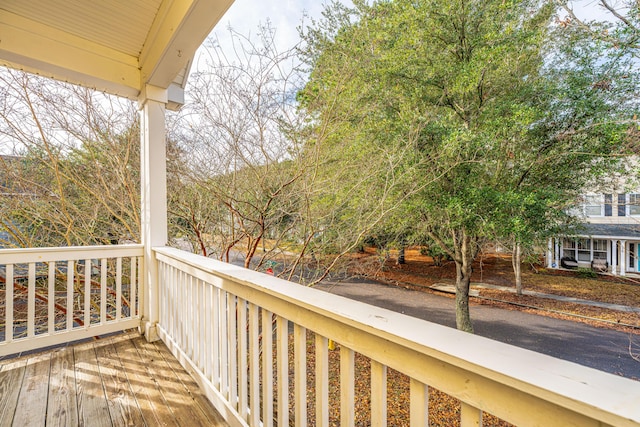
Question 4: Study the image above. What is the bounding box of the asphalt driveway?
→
[314,279,640,380]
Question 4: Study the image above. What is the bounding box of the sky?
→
[204,0,618,56]
[209,0,335,51]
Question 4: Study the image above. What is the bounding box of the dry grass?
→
[364,248,640,334]
[290,247,639,425]
[287,332,513,427]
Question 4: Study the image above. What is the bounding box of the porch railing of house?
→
[154,246,640,427]
[0,245,143,357]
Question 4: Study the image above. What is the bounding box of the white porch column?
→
[554,240,560,267]
[611,240,617,276]
[620,240,626,276]
[547,238,553,268]
[140,84,168,342]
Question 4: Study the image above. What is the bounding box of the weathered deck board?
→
[0,331,229,426]
[75,341,112,427]
[132,336,217,427]
[47,346,78,427]
[94,336,146,427]
[153,339,227,426]
[0,358,26,427]
[13,352,51,426]
[112,333,175,427]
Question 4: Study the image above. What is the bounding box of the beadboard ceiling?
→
[0,0,234,100]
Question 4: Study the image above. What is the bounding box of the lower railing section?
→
[154,246,639,427]
[0,245,143,356]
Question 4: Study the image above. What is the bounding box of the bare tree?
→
[169,22,419,285]
[0,68,140,248]
[0,68,141,340]
[171,23,308,271]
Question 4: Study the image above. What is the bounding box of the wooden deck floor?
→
[0,331,228,426]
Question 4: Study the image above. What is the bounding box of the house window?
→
[577,238,591,262]
[619,193,626,216]
[629,193,640,216]
[583,194,603,216]
[604,194,612,216]
[563,238,576,259]
[566,204,582,217]
[593,239,607,260]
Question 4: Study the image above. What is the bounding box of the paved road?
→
[314,279,640,380]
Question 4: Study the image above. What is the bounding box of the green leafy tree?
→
[300,0,557,331]
[300,0,636,332]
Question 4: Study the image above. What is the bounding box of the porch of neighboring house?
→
[0,330,227,426]
[547,223,640,276]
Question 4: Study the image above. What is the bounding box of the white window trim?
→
[592,239,608,260]
[562,238,577,260]
[626,193,640,217]
[562,238,610,263]
[583,194,604,217]
[577,238,591,261]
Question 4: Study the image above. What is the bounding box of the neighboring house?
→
[547,191,640,276]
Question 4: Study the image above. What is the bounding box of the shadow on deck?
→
[0,330,228,426]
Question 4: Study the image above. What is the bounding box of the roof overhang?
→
[563,223,640,241]
[0,0,233,107]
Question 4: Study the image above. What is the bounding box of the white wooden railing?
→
[154,246,640,427]
[0,244,143,356]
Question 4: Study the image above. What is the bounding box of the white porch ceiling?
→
[0,0,234,100]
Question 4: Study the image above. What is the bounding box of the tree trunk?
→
[512,242,522,295]
[397,246,406,265]
[428,229,477,333]
[454,258,474,333]
[191,213,208,257]
[245,233,264,269]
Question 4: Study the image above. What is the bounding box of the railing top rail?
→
[0,244,144,264]
[154,245,640,427]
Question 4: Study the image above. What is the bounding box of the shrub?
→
[421,245,451,267]
[577,267,597,279]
